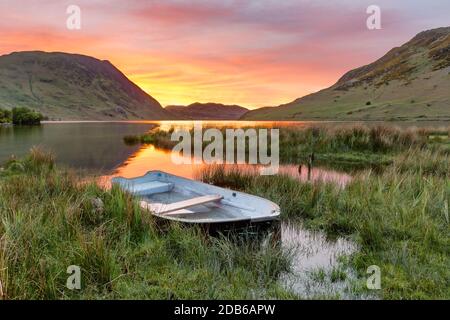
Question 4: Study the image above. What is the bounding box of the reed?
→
[125,124,449,169]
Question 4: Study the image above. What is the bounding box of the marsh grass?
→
[0,149,293,299]
[124,124,449,170]
[124,127,175,149]
[199,146,449,299]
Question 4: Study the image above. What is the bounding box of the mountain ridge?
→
[165,102,249,120]
[243,26,450,121]
[0,51,171,120]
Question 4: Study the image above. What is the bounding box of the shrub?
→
[0,108,12,123]
[11,107,43,125]
[123,135,141,145]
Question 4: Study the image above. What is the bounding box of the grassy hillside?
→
[244,27,450,121]
[165,102,249,120]
[0,51,171,120]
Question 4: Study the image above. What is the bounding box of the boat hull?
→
[150,213,281,241]
[112,170,281,228]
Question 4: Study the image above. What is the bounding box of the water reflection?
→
[201,219,362,298]
[279,221,358,298]
[109,144,352,187]
[278,164,351,187]
[2,120,446,174]
[0,122,155,171]
[111,144,201,179]
[1,122,353,188]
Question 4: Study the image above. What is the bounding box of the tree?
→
[11,107,43,125]
[0,108,12,123]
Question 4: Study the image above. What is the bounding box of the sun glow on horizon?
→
[130,76,312,109]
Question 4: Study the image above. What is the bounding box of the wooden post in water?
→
[307,156,311,180]
[309,127,318,182]
[307,152,315,181]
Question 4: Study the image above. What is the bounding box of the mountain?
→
[0,51,170,120]
[243,27,450,121]
[165,102,249,120]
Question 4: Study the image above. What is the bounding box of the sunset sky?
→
[1,0,449,108]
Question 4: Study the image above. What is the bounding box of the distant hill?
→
[0,51,170,120]
[244,27,450,121]
[166,102,249,120]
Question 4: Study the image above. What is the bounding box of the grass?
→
[2,125,449,300]
[0,148,294,299]
[124,127,176,149]
[127,124,448,171]
[198,145,449,299]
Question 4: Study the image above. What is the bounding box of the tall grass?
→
[199,147,449,299]
[394,147,450,177]
[0,149,293,299]
[124,124,448,169]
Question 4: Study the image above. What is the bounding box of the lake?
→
[1,120,447,180]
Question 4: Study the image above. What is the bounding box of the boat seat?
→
[140,194,223,214]
[128,181,174,196]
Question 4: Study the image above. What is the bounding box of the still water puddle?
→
[277,164,351,187]
[279,221,360,299]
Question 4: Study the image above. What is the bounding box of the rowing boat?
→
[112,171,280,227]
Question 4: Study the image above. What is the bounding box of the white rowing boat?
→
[112,171,280,225]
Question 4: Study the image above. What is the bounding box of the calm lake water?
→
[1,120,445,179]
[0,121,356,184]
